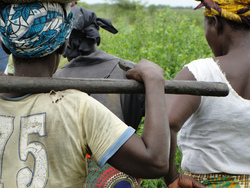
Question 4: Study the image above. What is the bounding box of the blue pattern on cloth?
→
[0,2,73,58]
[0,44,9,72]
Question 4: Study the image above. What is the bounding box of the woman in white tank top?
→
[164,0,250,188]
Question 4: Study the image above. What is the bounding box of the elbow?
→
[155,158,169,176]
[145,158,169,178]
[148,136,170,177]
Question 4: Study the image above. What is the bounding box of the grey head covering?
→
[63,6,118,59]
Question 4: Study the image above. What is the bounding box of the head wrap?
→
[0,2,73,58]
[0,0,75,5]
[195,0,250,25]
[63,6,118,59]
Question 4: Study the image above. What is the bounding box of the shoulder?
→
[184,58,215,69]
[93,50,118,60]
[49,89,89,103]
[47,89,103,114]
[183,58,222,81]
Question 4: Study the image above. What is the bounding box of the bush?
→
[99,7,212,80]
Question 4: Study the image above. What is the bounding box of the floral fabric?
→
[0,0,75,4]
[0,2,73,58]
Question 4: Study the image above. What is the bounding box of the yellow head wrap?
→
[195,0,250,25]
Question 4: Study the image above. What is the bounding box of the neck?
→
[14,63,53,77]
[222,29,250,55]
[13,51,60,78]
[84,44,98,56]
[1,52,60,98]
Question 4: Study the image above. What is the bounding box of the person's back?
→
[164,0,250,187]
[54,6,144,129]
[214,51,250,100]
[0,2,171,188]
[1,89,133,187]
[54,50,145,127]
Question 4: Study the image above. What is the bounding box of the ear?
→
[213,16,223,35]
[1,41,11,55]
[58,41,68,55]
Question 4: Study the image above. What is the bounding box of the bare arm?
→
[108,59,170,179]
[164,67,206,188]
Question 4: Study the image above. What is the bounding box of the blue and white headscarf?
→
[0,2,73,58]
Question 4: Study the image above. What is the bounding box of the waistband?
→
[184,171,250,188]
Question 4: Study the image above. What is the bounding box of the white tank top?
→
[178,58,250,174]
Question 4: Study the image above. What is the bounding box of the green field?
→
[59,2,213,187]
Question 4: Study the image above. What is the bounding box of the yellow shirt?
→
[0,89,134,187]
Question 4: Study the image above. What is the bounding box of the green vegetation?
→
[59,2,213,187]
[98,8,211,79]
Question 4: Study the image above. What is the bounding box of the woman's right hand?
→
[168,174,208,188]
[125,59,165,84]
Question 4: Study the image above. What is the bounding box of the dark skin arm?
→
[108,59,170,179]
[163,67,207,188]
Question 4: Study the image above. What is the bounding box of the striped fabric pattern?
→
[184,171,250,188]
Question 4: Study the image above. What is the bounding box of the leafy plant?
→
[99,7,212,80]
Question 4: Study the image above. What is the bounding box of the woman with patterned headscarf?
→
[0,1,171,188]
[163,0,250,188]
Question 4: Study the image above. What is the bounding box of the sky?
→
[80,0,200,8]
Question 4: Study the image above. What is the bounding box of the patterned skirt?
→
[184,171,250,188]
[86,158,141,188]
